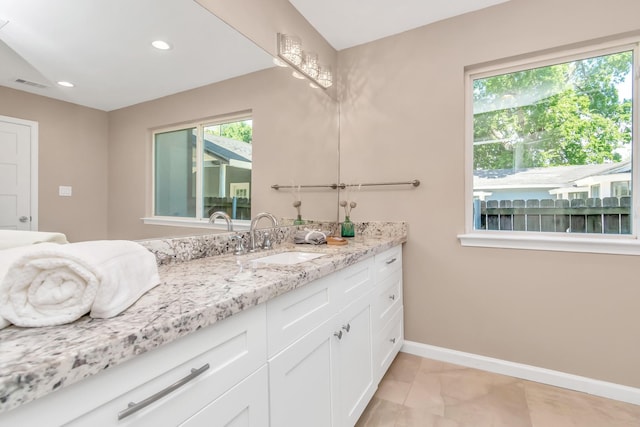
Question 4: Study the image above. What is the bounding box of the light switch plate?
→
[59,185,72,196]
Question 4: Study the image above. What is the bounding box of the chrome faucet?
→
[209,211,233,231]
[232,234,246,255]
[249,212,278,251]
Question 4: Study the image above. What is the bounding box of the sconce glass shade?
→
[301,51,319,79]
[279,34,302,66]
[317,67,333,88]
[277,33,331,90]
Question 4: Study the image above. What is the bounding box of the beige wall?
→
[107,67,339,240]
[338,0,640,387]
[0,86,108,242]
[0,67,338,242]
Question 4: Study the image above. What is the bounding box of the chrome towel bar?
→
[271,180,420,190]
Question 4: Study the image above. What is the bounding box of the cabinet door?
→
[179,366,269,427]
[269,319,338,427]
[335,295,375,427]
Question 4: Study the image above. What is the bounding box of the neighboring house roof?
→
[474,161,630,190]
[599,161,631,175]
[204,135,252,163]
[189,133,252,163]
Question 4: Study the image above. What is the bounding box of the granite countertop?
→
[0,231,406,414]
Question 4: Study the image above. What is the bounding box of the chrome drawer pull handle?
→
[118,363,210,420]
[385,257,397,265]
[389,294,396,301]
[390,338,396,344]
[334,330,343,340]
[342,323,351,333]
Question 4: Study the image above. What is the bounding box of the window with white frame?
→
[466,42,637,244]
[611,181,630,197]
[153,115,253,223]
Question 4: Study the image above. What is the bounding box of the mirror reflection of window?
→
[153,116,252,222]
[154,128,198,218]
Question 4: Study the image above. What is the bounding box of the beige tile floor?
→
[356,352,640,427]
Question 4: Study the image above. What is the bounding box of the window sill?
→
[142,217,250,231]
[458,232,640,255]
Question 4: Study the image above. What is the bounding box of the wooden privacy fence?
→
[205,197,251,220]
[474,196,631,234]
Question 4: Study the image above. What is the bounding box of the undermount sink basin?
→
[254,251,326,265]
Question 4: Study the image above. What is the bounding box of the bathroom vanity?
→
[0,233,404,426]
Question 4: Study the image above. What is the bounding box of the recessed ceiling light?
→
[151,40,172,50]
[57,81,75,88]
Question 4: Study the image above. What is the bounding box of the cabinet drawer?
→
[374,246,402,282]
[180,365,269,427]
[62,305,267,427]
[374,306,403,383]
[266,274,337,357]
[372,269,403,330]
[334,257,374,310]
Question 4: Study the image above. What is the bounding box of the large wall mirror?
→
[0,0,339,241]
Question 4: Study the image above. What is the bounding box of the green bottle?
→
[341,216,355,237]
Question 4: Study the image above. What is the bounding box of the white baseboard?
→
[401,340,640,406]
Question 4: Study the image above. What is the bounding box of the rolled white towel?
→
[0,245,39,328]
[0,230,68,249]
[0,240,159,328]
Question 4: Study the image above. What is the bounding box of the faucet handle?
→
[232,235,245,255]
[262,232,272,250]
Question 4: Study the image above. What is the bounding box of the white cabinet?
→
[334,294,375,427]
[334,256,375,309]
[372,262,403,330]
[373,245,402,283]
[269,317,337,427]
[268,259,376,427]
[375,306,403,382]
[1,304,268,427]
[372,246,404,383]
[0,245,404,427]
[180,366,269,427]
[266,274,337,358]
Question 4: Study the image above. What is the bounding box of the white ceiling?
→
[0,0,274,111]
[289,0,510,50]
[0,0,510,111]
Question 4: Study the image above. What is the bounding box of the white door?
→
[0,116,36,230]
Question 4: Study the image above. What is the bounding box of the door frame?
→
[0,114,38,230]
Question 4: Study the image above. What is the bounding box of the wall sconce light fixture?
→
[277,33,333,89]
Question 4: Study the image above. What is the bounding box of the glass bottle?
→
[341,216,355,237]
